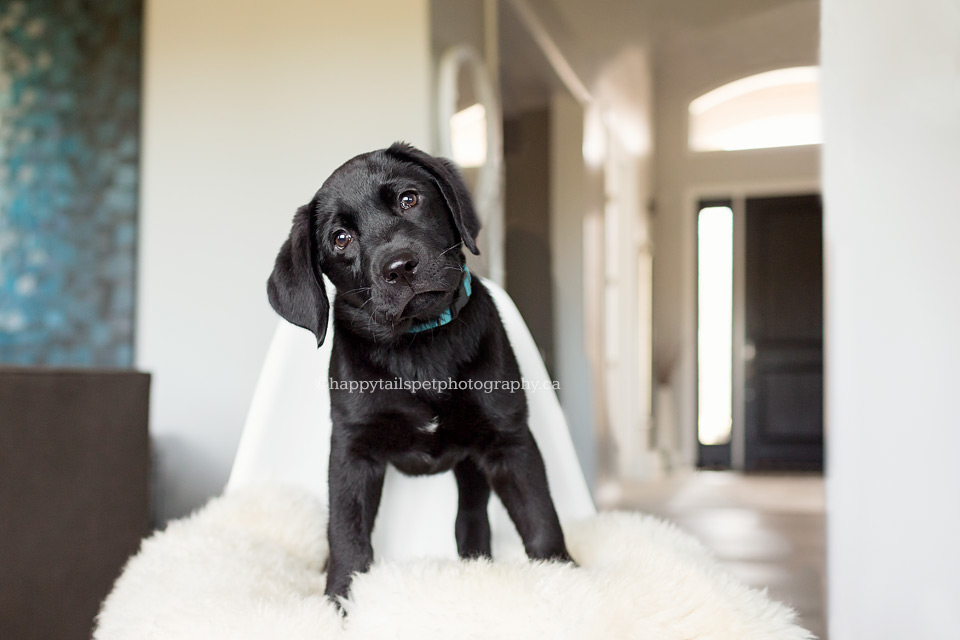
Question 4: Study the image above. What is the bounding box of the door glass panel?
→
[698,206,733,445]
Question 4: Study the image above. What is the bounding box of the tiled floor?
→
[601,471,826,639]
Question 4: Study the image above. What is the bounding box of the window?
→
[689,67,821,151]
[449,103,487,168]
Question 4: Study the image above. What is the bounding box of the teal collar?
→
[407,266,473,333]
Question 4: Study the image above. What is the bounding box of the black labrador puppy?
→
[267,142,572,602]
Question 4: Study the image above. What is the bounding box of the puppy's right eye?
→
[333,230,353,250]
[398,191,419,210]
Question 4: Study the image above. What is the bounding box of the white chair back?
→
[227,278,595,561]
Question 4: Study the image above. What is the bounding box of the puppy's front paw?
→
[324,574,353,609]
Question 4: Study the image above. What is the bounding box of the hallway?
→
[605,473,826,639]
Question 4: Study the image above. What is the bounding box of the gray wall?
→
[548,93,598,489]
[504,107,555,374]
[501,98,603,489]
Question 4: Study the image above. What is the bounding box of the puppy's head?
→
[267,142,481,345]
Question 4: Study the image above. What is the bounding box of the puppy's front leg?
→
[479,430,572,563]
[454,457,492,559]
[325,430,386,602]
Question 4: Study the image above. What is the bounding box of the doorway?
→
[697,194,824,470]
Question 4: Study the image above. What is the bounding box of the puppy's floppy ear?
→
[267,200,329,346]
[386,141,481,255]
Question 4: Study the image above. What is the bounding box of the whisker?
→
[351,295,376,330]
[437,241,462,259]
[336,286,372,300]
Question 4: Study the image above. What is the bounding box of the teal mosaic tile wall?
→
[0,0,142,366]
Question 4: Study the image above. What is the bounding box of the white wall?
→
[651,1,821,467]
[822,0,960,637]
[138,0,432,520]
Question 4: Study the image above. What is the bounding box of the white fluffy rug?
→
[95,487,813,639]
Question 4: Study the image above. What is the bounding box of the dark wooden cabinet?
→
[0,368,150,640]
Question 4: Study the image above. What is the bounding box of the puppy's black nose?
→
[381,252,419,284]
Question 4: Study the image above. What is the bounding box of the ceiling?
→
[498,0,816,114]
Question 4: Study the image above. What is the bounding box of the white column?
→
[822,0,960,637]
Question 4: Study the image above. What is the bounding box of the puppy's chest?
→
[377,395,481,445]
[374,412,473,476]
[350,393,488,472]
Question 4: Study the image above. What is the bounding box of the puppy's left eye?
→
[398,191,419,210]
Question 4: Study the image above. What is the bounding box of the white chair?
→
[227,277,595,561]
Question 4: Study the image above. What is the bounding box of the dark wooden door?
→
[744,194,824,470]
